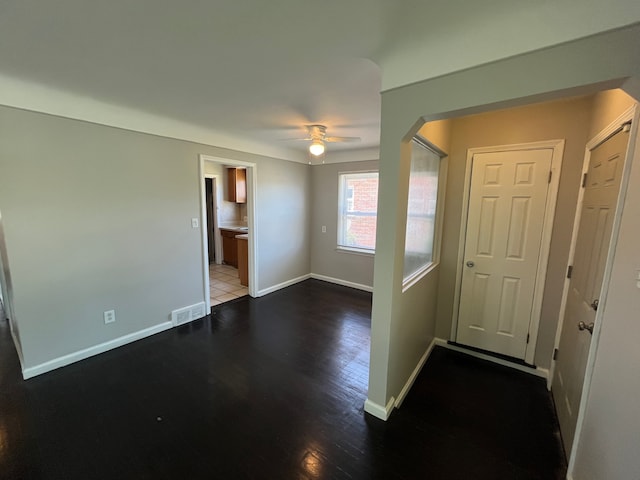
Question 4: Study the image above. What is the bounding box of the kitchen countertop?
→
[219,225,249,233]
[235,234,248,240]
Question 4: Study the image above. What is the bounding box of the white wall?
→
[0,105,310,373]
[310,160,378,289]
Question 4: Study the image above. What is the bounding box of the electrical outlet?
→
[104,310,116,324]
[322,225,327,233]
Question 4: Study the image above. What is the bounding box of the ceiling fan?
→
[287,125,360,156]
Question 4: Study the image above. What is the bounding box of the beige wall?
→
[417,119,452,154]
[436,96,593,368]
[0,105,310,371]
[310,160,378,288]
[588,89,636,138]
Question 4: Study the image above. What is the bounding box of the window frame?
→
[402,136,448,291]
[337,170,379,255]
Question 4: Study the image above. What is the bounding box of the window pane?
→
[403,140,441,280]
[338,172,378,251]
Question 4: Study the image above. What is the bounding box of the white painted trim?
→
[22,321,174,379]
[566,104,639,477]
[198,161,211,311]
[586,105,636,150]
[0,73,304,163]
[256,274,311,297]
[309,273,373,292]
[401,262,438,293]
[200,155,259,299]
[395,338,437,407]
[364,396,396,421]
[435,338,549,381]
[450,139,565,366]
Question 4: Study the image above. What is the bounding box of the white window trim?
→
[336,245,375,256]
[337,170,379,253]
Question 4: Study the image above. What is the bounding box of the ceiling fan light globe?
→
[309,140,325,156]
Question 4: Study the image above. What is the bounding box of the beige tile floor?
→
[209,263,248,306]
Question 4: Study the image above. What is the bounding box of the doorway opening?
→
[199,155,258,310]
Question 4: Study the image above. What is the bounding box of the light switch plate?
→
[191,218,199,228]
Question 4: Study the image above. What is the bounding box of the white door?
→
[553,128,629,454]
[457,148,553,359]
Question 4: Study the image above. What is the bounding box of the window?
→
[403,138,445,285]
[338,171,378,252]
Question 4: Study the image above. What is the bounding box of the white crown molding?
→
[0,73,307,163]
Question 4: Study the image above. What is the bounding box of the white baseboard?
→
[435,338,549,380]
[256,274,311,297]
[310,273,373,292]
[364,396,396,421]
[395,337,437,408]
[22,321,174,379]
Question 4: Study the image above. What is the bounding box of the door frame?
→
[548,104,638,474]
[199,154,258,309]
[450,139,565,365]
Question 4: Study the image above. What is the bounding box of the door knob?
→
[590,299,599,311]
[466,261,475,268]
[578,321,594,334]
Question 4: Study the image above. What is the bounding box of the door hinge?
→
[582,172,588,187]
[567,265,573,279]
[526,333,530,344]
[548,171,552,183]
[553,348,559,361]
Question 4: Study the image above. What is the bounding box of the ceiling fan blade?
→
[278,137,313,142]
[325,136,361,143]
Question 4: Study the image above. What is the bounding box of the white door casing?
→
[553,126,630,455]
[452,141,564,364]
[199,154,258,306]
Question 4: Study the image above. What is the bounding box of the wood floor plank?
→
[0,280,565,479]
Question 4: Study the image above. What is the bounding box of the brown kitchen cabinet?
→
[220,229,238,267]
[236,236,248,287]
[227,168,246,203]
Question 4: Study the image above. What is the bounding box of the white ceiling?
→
[1,0,638,163]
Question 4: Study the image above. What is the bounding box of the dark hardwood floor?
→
[0,280,566,479]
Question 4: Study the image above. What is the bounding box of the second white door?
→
[457,148,553,359]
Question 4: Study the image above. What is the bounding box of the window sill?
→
[402,262,438,292]
[336,246,375,257]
